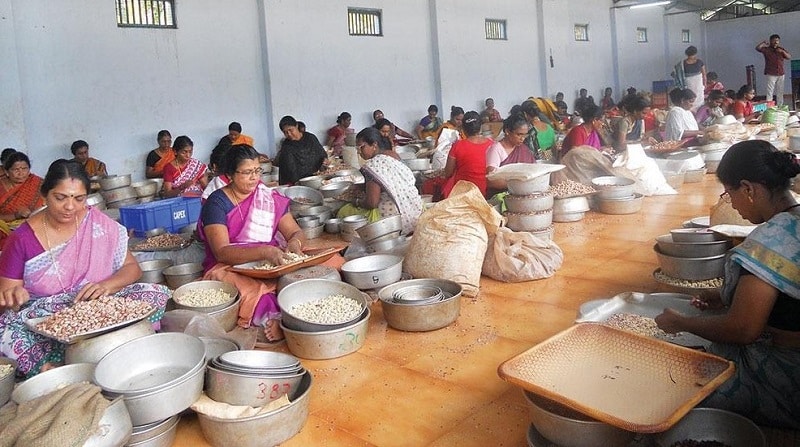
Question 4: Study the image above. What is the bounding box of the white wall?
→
[0,0,269,179]
[705,11,799,101]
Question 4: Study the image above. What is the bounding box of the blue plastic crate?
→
[119,197,201,236]
[652,80,674,94]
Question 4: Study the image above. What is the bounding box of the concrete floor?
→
[172,173,798,446]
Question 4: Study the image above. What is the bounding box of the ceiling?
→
[614,0,800,21]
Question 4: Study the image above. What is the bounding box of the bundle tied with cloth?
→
[0,383,110,447]
[484,163,566,282]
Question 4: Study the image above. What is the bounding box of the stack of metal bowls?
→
[197,372,313,447]
[127,415,180,447]
[162,262,204,289]
[138,259,174,284]
[340,214,368,242]
[278,279,369,360]
[341,254,403,290]
[94,333,206,426]
[297,205,331,239]
[504,180,554,233]
[100,174,139,209]
[12,363,134,447]
[206,351,305,407]
[552,196,590,222]
[65,319,155,365]
[131,180,160,203]
[355,215,403,251]
[591,176,643,215]
[377,278,463,332]
[654,229,729,283]
[522,390,635,447]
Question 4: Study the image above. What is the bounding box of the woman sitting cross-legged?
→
[0,160,170,377]
[198,145,344,343]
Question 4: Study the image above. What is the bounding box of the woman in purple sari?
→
[0,160,169,377]
[198,145,342,343]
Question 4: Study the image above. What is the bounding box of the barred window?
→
[348,8,382,36]
[485,19,507,40]
[574,24,589,42]
[636,27,648,43]
[681,29,691,43]
[116,0,175,28]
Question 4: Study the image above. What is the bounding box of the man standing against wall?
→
[756,34,792,106]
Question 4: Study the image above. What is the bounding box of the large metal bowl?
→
[281,309,370,360]
[591,176,636,200]
[340,254,404,290]
[670,228,725,243]
[197,372,312,447]
[296,216,320,229]
[284,186,323,206]
[94,333,205,395]
[356,215,403,241]
[116,363,205,426]
[507,174,551,195]
[523,390,635,447]
[172,280,238,313]
[138,259,174,284]
[367,235,407,254]
[162,263,204,289]
[596,193,644,215]
[99,174,132,190]
[298,175,324,189]
[302,223,324,239]
[655,234,732,258]
[12,363,95,404]
[278,279,368,332]
[0,357,17,407]
[378,279,462,332]
[161,297,241,333]
[504,209,554,232]
[505,192,554,213]
[553,196,591,214]
[127,415,180,447]
[205,363,304,407]
[319,181,353,198]
[654,245,726,280]
[299,205,332,223]
[403,158,432,171]
[654,408,765,447]
[131,180,159,198]
[65,319,155,365]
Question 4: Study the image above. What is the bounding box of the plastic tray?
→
[576,292,720,348]
[498,323,734,433]
[228,247,339,279]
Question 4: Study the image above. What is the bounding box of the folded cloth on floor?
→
[0,382,109,447]
[191,393,291,419]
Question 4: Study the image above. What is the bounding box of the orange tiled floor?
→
[171,174,793,446]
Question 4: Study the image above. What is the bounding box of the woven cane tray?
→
[498,323,734,433]
[229,247,339,279]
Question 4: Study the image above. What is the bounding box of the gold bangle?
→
[289,238,302,250]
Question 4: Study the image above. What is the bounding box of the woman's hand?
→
[75,282,112,302]
[287,238,304,256]
[263,245,289,266]
[655,308,685,334]
[691,289,725,310]
[0,285,30,311]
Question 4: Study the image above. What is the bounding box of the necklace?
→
[228,187,246,221]
[43,214,79,294]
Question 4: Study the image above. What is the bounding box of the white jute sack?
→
[404,181,503,297]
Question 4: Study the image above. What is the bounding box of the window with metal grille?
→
[348,8,382,36]
[636,27,648,43]
[116,0,175,28]
[485,19,507,40]
[574,24,589,42]
[681,29,691,43]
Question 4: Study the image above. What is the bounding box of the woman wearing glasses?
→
[198,145,340,343]
[656,140,800,429]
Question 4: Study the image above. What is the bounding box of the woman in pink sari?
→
[162,135,209,198]
[198,145,343,343]
[0,160,169,377]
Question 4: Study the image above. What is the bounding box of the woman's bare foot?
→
[264,319,285,342]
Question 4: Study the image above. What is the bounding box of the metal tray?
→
[129,235,192,252]
[25,306,156,344]
[498,323,735,433]
[228,247,339,279]
[575,292,721,348]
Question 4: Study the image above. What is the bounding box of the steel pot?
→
[367,235,407,254]
[138,259,174,284]
[197,372,312,447]
[553,211,586,222]
[378,279,462,332]
[281,310,370,360]
[284,186,323,206]
[296,216,320,229]
[172,280,238,313]
[278,279,368,332]
[102,186,138,204]
[655,234,731,258]
[127,415,180,447]
[302,223,324,239]
[356,215,403,241]
[654,245,725,280]
[277,265,341,292]
[205,363,304,407]
[505,192,554,213]
[160,297,240,333]
[100,174,132,190]
[507,174,551,195]
[131,180,159,198]
[670,228,725,243]
[596,193,643,215]
[12,363,95,404]
[591,176,636,200]
[324,218,341,233]
[65,319,155,365]
[0,357,17,407]
[319,181,353,199]
[553,196,589,214]
[113,364,205,426]
[162,263,204,289]
[504,209,554,232]
[340,254,403,290]
[299,205,332,223]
